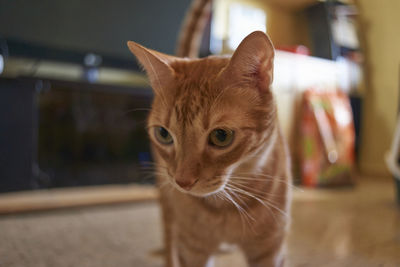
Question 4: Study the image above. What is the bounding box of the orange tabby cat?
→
[127,5,291,267]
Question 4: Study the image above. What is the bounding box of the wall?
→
[212,0,311,53]
[357,0,400,175]
[265,4,311,49]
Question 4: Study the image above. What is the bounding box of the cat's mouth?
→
[164,167,231,196]
[172,180,199,195]
[175,178,199,191]
[170,174,229,197]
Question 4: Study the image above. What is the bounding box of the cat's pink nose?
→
[175,178,198,190]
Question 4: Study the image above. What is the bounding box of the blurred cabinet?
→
[0,78,38,192]
[0,77,154,193]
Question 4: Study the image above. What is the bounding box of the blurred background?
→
[0,0,399,266]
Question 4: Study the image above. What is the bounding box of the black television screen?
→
[0,0,191,69]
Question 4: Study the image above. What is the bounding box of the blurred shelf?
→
[0,184,158,215]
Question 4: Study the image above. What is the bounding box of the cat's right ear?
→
[221,31,274,93]
[127,41,176,93]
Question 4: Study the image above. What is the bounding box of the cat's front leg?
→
[175,234,215,267]
[244,249,285,267]
[159,186,179,267]
[163,222,178,267]
[246,252,285,267]
[160,199,213,267]
[241,238,286,267]
[176,249,214,267]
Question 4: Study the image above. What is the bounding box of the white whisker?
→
[228,174,302,191]
[220,189,255,233]
[225,185,279,225]
[225,184,288,219]
[227,180,280,198]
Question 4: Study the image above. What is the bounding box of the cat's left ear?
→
[127,41,176,93]
[222,31,274,93]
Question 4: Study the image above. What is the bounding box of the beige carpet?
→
[0,202,247,267]
[1,178,399,267]
[0,203,163,267]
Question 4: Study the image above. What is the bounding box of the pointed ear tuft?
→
[223,31,275,93]
[127,41,176,93]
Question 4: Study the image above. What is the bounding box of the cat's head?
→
[128,31,276,197]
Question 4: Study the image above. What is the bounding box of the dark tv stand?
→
[0,76,153,193]
[0,77,38,192]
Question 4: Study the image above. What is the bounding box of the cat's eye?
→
[154,126,173,145]
[209,129,234,148]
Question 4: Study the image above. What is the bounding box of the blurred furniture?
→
[0,77,153,193]
[306,1,360,60]
[0,78,38,192]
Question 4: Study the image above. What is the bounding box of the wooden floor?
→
[0,178,399,267]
